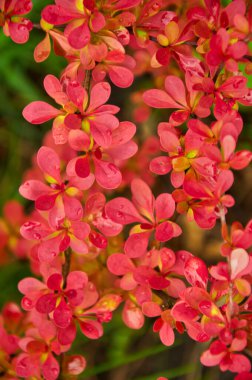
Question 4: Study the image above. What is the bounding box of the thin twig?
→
[33,23,42,30]
[83,70,92,110]
[84,70,92,93]
[62,247,72,289]
[219,207,234,319]
[59,247,72,377]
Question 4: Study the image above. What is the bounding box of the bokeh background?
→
[0,1,252,379]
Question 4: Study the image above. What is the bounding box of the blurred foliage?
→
[0,261,30,307]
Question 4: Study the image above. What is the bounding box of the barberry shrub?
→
[0,0,252,379]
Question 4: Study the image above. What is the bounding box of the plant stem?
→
[84,70,92,93]
[62,247,72,289]
[83,70,92,110]
[219,207,233,319]
[59,247,72,377]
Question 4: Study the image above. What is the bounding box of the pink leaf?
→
[155,221,174,242]
[216,170,234,197]
[148,274,170,290]
[124,233,149,258]
[184,257,208,288]
[131,179,155,222]
[230,331,247,352]
[159,323,175,346]
[23,101,61,124]
[120,272,137,291]
[34,33,51,63]
[9,21,31,44]
[227,354,251,373]
[47,273,62,291]
[88,82,111,111]
[219,76,248,98]
[201,348,224,367]
[13,0,33,15]
[60,236,71,254]
[85,192,105,214]
[93,158,122,189]
[37,146,61,183]
[89,231,107,249]
[170,110,190,125]
[67,22,90,49]
[111,121,136,145]
[94,214,122,237]
[67,271,88,290]
[150,156,172,175]
[53,302,72,328]
[107,140,138,160]
[222,135,236,162]
[42,5,74,25]
[122,301,144,329]
[68,130,90,151]
[143,89,181,109]
[79,320,103,339]
[159,128,180,152]
[105,198,145,224]
[230,248,249,280]
[64,197,84,221]
[75,156,90,178]
[90,11,106,32]
[18,277,45,295]
[142,301,161,317]
[160,248,176,271]
[108,65,134,88]
[42,354,60,380]
[66,81,87,110]
[171,300,199,323]
[16,355,38,378]
[107,253,134,275]
[165,76,187,107]
[35,193,58,211]
[156,47,171,66]
[63,355,86,375]
[230,151,252,170]
[52,117,69,144]
[36,294,56,314]
[58,322,76,346]
[90,115,119,147]
[43,75,63,102]
[70,236,88,254]
[155,193,175,221]
[235,373,252,380]
[64,113,83,131]
[19,180,49,200]
[38,236,61,262]
[188,119,212,138]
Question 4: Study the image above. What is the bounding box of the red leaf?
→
[184,257,208,288]
[230,248,249,280]
[143,89,181,109]
[105,197,145,224]
[23,101,61,124]
[34,33,51,62]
